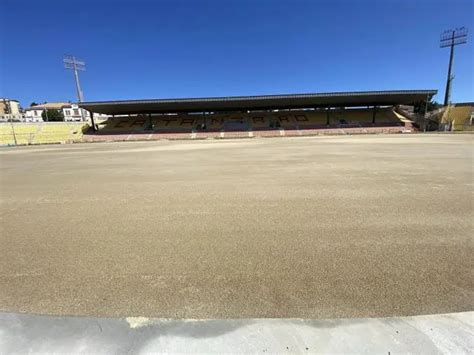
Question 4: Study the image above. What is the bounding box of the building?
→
[0,98,22,121]
[25,102,93,122]
[24,108,44,122]
[62,104,90,122]
[24,102,108,123]
[24,102,70,122]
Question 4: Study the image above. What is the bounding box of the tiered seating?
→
[191,115,225,131]
[331,109,371,125]
[443,106,473,131]
[273,108,405,128]
[152,116,195,132]
[100,117,148,132]
[327,108,402,126]
[252,112,299,130]
[91,107,406,139]
[292,111,326,128]
[203,117,224,131]
[373,108,403,124]
[271,114,295,129]
[249,115,270,130]
[222,116,249,131]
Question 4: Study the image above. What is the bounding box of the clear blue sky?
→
[1,0,473,107]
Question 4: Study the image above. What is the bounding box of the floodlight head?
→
[439,27,468,106]
[63,55,86,71]
[440,27,468,48]
[63,54,86,102]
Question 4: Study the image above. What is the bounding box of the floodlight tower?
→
[440,27,468,106]
[63,55,86,102]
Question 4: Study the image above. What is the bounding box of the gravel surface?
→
[0,134,473,318]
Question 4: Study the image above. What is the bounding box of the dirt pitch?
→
[0,134,473,319]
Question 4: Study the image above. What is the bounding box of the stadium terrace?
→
[76,90,436,140]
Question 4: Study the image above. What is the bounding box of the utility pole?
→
[423,93,429,132]
[440,28,468,107]
[5,99,18,145]
[63,55,86,102]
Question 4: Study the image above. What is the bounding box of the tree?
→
[30,102,38,107]
[413,100,442,115]
[42,109,64,122]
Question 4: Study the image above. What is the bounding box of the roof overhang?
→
[79,90,437,115]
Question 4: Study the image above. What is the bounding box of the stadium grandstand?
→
[0,90,438,146]
[80,89,436,141]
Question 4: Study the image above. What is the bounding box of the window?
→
[73,109,80,116]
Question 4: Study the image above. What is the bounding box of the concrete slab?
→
[1,311,472,354]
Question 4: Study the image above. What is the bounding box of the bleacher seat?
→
[152,116,195,132]
[90,107,406,138]
[328,108,402,126]
[332,109,370,125]
[222,116,249,131]
[290,111,326,128]
[250,115,270,130]
[189,115,225,131]
[100,117,148,132]
[275,114,298,129]
[443,106,473,131]
[207,117,225,131]
[374,108,403,124]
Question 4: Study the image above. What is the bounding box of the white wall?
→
[24,109,44,122]
[63,104,90,122]
[9,101,20,115]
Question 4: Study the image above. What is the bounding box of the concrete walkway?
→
[1,312,472,354]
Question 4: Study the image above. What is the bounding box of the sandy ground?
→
[0,134,472,319]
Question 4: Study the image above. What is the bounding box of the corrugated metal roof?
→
[80,90,437,115]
